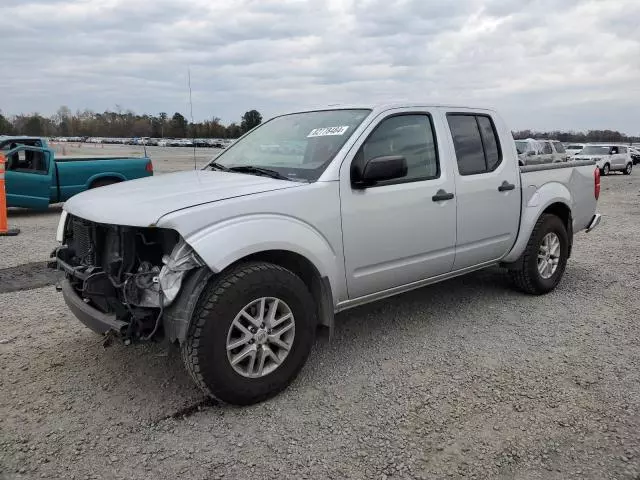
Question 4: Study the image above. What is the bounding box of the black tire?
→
[509,214,569,295]
[90,178,120,188]
[602,163,610,176]
[623,163,632,175]
[181,262,316,405]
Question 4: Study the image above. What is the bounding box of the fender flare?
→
[182,214,342,303]
[502,182,572,264]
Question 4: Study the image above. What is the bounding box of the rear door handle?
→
[498,181,515,192]
[432,189,454,202]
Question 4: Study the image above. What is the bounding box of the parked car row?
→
[49,136,235,148]
[515,138,637,174]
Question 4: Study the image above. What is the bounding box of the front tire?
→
[181,262,316,405]
[624,163,632,175]
[602,163,610,176]
[509,214,569,295]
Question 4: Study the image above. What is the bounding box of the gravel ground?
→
[1,169,639,480]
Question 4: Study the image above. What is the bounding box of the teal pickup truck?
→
[1,136,153,210]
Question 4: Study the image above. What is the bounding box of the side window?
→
[542,142,553,155]
[447,114,502,175]
[554,142,566,154]
[355,114,439,183]
[477,116,501,171]
[6,146,47,174]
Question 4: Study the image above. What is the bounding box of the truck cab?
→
[1,137,54,209]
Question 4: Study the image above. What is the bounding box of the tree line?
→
[1,106,637,143]
[0,106,263,139]
[513,129,639,143]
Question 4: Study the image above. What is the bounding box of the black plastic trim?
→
[61,279,128,334]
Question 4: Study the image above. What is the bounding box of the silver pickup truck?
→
[51,103,601,405]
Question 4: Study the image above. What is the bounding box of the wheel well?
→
[542,202,573,257]
[90,176,122,188]
[235,250,334,333]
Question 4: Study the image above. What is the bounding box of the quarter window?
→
[447,114,503,175]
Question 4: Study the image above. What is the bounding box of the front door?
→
[4,146,52,209]
[614,147,627,169]
[340,110,457,299]
[444,110,521,270]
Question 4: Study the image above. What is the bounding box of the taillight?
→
[145,160,153,174]
[594,167,600,200]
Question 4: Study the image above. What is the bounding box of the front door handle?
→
[432,189,455,202]
[498,181,515,192]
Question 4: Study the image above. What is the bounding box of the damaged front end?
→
[51,214,206,342]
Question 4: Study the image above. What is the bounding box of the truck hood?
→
[63,170,302,227]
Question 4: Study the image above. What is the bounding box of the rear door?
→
[553,141,567,162]
[443,110,521,270]
[4,145,53,209]
[617,146,628,169]
[540,141,554,163]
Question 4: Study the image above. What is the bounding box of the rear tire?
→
[623,163,632,175]
[509,214,569,295]
[181,262,316,405]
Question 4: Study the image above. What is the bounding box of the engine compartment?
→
[54,214,202,341]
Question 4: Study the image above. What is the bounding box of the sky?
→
[1,0,639,134]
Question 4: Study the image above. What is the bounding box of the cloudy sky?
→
[2,0,639,133]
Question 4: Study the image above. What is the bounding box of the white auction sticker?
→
[307,126,349,137]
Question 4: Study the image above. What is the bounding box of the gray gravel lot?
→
[1,160,639,480]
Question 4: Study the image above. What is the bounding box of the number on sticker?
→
[307,126,349,138]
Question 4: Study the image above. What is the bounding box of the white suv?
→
[575,144,633,175]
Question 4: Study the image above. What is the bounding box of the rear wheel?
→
[181,262,316,405]
[509,214,569,295]
[623,163,632,175]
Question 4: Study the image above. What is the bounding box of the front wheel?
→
[623,163,632,175]
[602,163,610,176]
[181,262,316,405]
[509,214,569,295]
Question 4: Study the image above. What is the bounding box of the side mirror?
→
[353,155,407,188]
[527,151,536,157]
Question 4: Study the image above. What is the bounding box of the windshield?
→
[580,146,610,155]
[206,109,371,182]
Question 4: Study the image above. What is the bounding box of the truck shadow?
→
[8,204,63,218]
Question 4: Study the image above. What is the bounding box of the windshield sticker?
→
[307,126,349,137]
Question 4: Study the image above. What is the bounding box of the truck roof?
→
[289,102,497,115]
